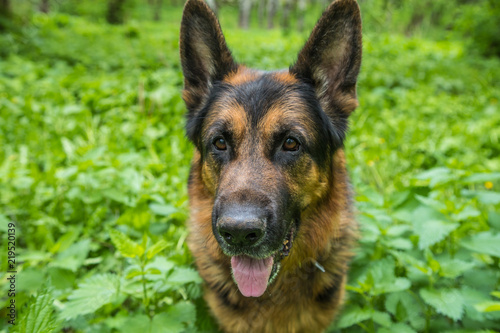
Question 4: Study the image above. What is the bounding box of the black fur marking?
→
[207,281,241,311]
[316,273,343,304]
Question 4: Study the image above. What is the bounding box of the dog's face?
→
[180,0,361,297]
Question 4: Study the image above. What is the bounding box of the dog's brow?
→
[203,102,248,140]
[257,99,317,140]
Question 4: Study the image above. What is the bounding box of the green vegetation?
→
[1,1,500,332]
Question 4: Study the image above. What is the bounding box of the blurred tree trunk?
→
[0,0,11,31]
[149,0,162,21]
[239,0,252,29]
[258,0,265,27]
[282,0,293,30]
[267,0,278,29]
[39,0,50,13]
[206,0,218,16]
[297,0,306,31]
[106,0,126,24]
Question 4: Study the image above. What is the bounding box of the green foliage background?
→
[1,1,500,332]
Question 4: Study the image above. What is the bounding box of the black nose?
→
[216,207,266,247]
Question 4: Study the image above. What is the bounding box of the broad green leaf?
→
[149,203,177,217]
[335,305,372,329]
[117,206,151,229]
[463,172,500,184]
[167,267,202,285]
[363,257,411,295]
[146,239,168,259]
[413,217,458,249]
[372,311,392,327]
[461,232,500,257]
[386,224,412,237]
[439,258,476,279]
[415,194,446,211]
[474,301,500,312]
[452,206,481,222]
[49,239,91,272]
[489,210,500,229]
[378,323,417,333]
[13,289,59,333]
[385,291,425,330]
[386,238,413,250]
[109,228,144,258]
[461,190,500,205]
[119,314,152,333]
[420,288,464,321]
[59,273,120,320]
[151,302,196,332]
[413,167,455,188]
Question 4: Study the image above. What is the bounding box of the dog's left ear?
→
[180,0,237,113]
[290,0,362,117]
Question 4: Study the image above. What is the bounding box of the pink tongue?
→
[231,255,273,297]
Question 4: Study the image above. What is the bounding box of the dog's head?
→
[180,0,361,297]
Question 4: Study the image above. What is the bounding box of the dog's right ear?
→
[180,0,236,113]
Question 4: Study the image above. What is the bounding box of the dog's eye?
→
[282,137,300,151]
[213,137,227,150]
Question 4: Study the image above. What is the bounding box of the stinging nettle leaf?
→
[146,239,168,259]
[413,218,458,249]
[420,288,465,321]
[149,203,177,217]
[461,232,500,257]
[13,288,59,333]
[109,228,145,258]
[59,273,120,320]
[335,305,373,329]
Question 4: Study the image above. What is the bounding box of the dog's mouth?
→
[230,225,295,297]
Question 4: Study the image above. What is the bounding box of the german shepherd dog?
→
[180,0,361,331]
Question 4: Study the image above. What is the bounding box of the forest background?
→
[0,0,500,332]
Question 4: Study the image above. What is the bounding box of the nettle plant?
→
[54,229,201,331]
[334,168,500,332]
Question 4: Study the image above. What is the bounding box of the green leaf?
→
[335,305,372,329]
[109,228,144,258]
[461,232,500,257]
[49,239,91,272]
[415,194,446,211]
[413,215,458,249]
[413,167,454,188]
[474,301,500,312]
[461,190,500,205]
[146,239,168,259]
[439,258,476,279]
[13,288,59,333]
[463,172,500,184]
[420,288,464,321]
[59,273,120,320]
[149,203,177,217]
[378,323,417,333]
[386,238,413,250]
[167,267,202,285]
[151,302,196,332]
[372,311,392,327]
[363,257,411,295]
[119,314,152,333]
[489,210,500,229]
[452,206,481,222]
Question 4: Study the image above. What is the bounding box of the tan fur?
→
[181,0,362,331]
[188,149,356,333]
